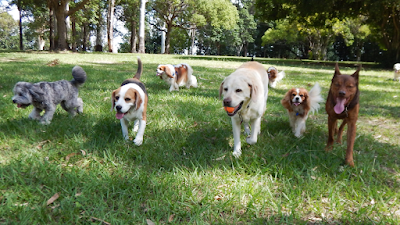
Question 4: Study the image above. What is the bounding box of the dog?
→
[12,66,87,124]
[267,66,285,88]
[281,83,323,138]
[393,63,400,81]
[219,61,269,157]
[156,63,198,91]
[325,63,360,167]
[111,57,148,146]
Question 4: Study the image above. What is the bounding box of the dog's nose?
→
[339,90,346,96]
[116,105,122,111]
[223,98,232,106]
[12,99,16,103]
[295,97,299,101]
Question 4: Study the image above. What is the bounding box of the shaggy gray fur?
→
[12,66,87,124]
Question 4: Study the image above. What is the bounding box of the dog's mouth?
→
[225,101,244,117]
[115,112,127,119]
[292,101,301,106]
[156,71,163,76]
[334,97,349,114]
[16,103,30,108]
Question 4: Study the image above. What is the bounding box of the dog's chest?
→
[123,109,143,122]
[292,105,306,116]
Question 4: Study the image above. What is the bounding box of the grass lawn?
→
[0,52,399,224]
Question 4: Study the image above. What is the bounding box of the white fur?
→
[220,62,269,157]
[114,83,146,146]
[267,67,285,88]
[157,63,198,91]
[286,83,323,138]
[394,63,400,81]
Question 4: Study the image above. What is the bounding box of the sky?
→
[1,0,126,51]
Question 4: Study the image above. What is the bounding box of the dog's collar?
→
[330,89,360,117]
[238,103,251,124]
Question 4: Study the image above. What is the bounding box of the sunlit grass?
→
[0,52,399,224]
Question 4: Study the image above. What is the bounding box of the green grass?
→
[0,52,399,224]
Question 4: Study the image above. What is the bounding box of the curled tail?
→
[71,66,87,87]
[133,57,143,80]
[308,82,324,114]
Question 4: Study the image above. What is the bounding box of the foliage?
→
[0,11,19,50]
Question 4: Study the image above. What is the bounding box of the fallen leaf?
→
[46,193,60,205]
[80,150,86,156]
[66,153,77,161]
[75,192,82,197]
[168,214,175,222]
[214,155,225,161]
[146,219,155,225]
[214,195,222,200]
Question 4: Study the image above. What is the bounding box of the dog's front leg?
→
[40,105,56,125]
[133,120,146,146]
[345,120,356,167]
[325,115,337,151]
[294,117,306,138]
[232,117,242,158]
[29,108,42,120]
[247,117,261,145]
[120,119,130,140]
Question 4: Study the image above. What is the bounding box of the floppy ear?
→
[219,82,224,99]
[248,83,258,103]
[134,90,143,110]
[28,85,44,102]
[111,90,117,111]
[281,89,292,110]
[164,66,174,78]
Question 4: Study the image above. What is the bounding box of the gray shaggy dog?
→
[12,66,87,124]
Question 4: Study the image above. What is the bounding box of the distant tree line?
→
[1,0,399,66]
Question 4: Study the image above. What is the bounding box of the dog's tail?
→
[71,66,87,87]
[308,82,324,114]
[133,57,143,80]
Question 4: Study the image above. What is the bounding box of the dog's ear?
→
[111,90,117,111]
[334,63,341,77]
[352,65,361,85]
[134,90,142,110]
[248,83,258,103]
[28,85,44,102]
[281,89,292,110]
[219,82,224,99]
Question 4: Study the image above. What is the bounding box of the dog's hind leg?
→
[29,108,42,120]
[244,123,251,136]
[133,119,139,132]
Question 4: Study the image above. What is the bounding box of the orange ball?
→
[224,106,235,113]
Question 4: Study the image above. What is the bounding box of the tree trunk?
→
[138,0,147,53]
[107,0,115,53]
[189,26,195,55]
[18,8,23,50]
[82,23,88,51]
[49,7,55,51]
[130,21,137,53]
[164,23,172,54]
[161,23,165,54]
[71,16,77,52]
[55,1,68,50]
[95,6,103,52]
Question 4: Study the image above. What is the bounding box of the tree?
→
[47,0,90,51]
[0,11,19,50]
[118,0,140,53]
[138,0,146,53]
[107,0,115,52]
[150,0,238,54]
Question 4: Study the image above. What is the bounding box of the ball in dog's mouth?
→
[225,101,243,116]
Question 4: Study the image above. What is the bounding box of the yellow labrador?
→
[219,61,269,157]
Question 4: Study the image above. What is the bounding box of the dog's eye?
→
[115,96,120,100]
[224,88,228,92]
[125,98,131,101]
[292,94,296,96]
[300,95,304,97]
[236,89,242,93]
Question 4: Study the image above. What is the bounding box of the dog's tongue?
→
[17,104,22,108]
[115,112,125,119]
[293,102,300,106]
[334,98,346,114]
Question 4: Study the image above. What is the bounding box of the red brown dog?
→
[325,63,360,167]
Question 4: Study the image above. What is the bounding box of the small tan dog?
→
[281,83,323,137]
[219,61,269,157]
[111,57,148,146]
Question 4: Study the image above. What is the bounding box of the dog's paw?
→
[232,148,242,158]
[39,120,51,125]
[294,132,303,138]
[246,136,257,145]
[133,137,143,146]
